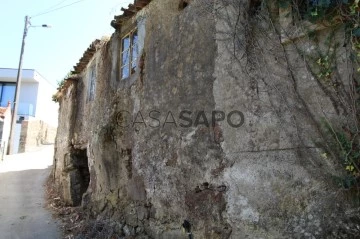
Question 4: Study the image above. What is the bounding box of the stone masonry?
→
[53,0,360,238]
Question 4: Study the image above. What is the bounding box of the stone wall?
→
[53,0,359,238]
[19,120,57,153]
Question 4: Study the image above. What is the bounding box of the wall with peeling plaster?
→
[53,0,359,238]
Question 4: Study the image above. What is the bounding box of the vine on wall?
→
[198,0,360,202]
[280,0,360,201]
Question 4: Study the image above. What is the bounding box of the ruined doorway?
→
[70,148,90,206]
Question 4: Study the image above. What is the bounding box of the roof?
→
[0,68,51,85]
[55,0,153,98]
[70,1,153,75]
[111,0,152,29]
[71,39,101,75]
[54,39,103,100]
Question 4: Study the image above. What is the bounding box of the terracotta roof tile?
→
[54,39,102,100]
[71,39,101,75]
[111,0,152,29]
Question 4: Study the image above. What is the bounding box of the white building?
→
[0,103,11,159]
[0,68,58,153]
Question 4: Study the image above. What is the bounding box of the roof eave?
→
[111,0,152,30]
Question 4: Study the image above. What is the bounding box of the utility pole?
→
[7,17,50,154]
[8,15,30,155]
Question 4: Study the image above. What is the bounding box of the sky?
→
[0,0,133,87]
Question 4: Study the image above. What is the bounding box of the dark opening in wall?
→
[179,0,189,10]
[249,0,262,16]
[70,148,90,206]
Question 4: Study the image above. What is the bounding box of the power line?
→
[34,0,73,16]
[32,0,71,16]
[30,0,89,18]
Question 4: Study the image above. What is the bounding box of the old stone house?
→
[53,0,360,238]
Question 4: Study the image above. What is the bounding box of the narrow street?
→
[0,145,62,239]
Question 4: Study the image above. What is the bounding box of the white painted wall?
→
[18,82,39,117]
[0,68,37,82]
[0,68,58,126]
[0,68,58,154]
[34,74,58,127]
[0,107,12,156]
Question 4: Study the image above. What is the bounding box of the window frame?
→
[120,29,138,80]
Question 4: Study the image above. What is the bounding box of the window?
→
[121,30,138,80]
[88,65,96,101]
[0,83,16,108]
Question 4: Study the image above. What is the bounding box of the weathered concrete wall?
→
[212,5,354,237]
[54,80,81,205]
[53,0,359,238]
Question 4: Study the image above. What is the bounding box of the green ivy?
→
[323,119,360,193]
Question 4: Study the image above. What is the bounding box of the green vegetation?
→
[52,70,74,102]
[278,0,360,200]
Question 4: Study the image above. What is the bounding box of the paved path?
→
[0,145,62,239]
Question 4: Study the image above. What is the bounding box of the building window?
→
[121,30,138,80]
[0,83,15,108]
[88,65,96,101]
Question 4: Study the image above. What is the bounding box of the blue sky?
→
[0,0,132,87]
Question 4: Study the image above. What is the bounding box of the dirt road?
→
[0,145,62,239]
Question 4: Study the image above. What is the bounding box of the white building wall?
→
[34,74,58,127]
[18,82,39,118]
[0,68,58,154]
[1,108,12,157]
[0,68,36,82]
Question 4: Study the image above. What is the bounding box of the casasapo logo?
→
[115,110,245,128]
